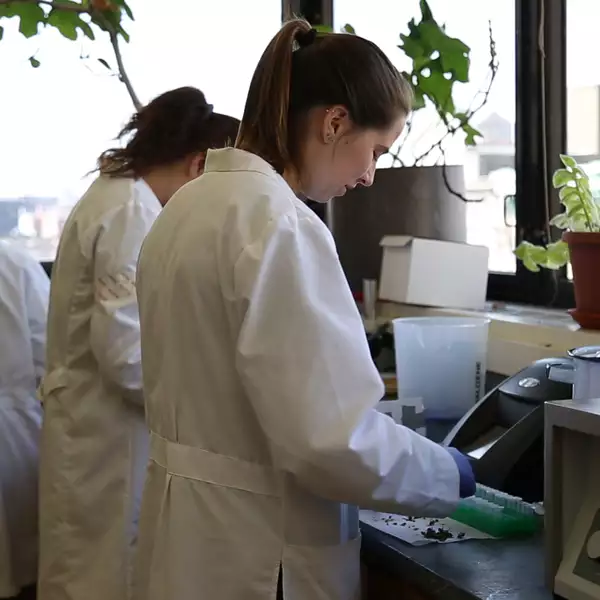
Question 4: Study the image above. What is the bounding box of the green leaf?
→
[560,154,577,169]
[529,244,549,265]
[419,0,434,21]
[47,9,77,40]
[117,24,129,42]
[522,255,540,272]
[549,212,569,229]
[569,213,590,232]
[562,192,582,210]
[552,168,573,188]
[399,32,427,60]
[98,57,111,70]
[513,242,529,261]
[463,123,481,146]
[342,23,355,34]
[117,0,134,20]
[313,24,332,33]
[454,112,468,125]
[559,185,578,202]
[419,21,470,83]
[47,8,95,41]
[514,240,569,272]
[80,20,94,39]
[93,4,123,31]
[566,203,585,220]
[416,69,455,114]
[29,56,40,68]
[544,240,570,269]
[11,3,45,38]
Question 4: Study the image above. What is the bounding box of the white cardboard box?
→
[379,236,489,310]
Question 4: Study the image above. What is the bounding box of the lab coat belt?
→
[149,431,280,497]
[40,368,70,396]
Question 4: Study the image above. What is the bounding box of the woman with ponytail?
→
[38,87,239,600]
[134,21,474,600]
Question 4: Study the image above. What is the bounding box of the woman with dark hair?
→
[38,87,239,600]
[134,22,474,600]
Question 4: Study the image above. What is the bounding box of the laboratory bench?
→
[359,393,555,600]
[360,524,551,600]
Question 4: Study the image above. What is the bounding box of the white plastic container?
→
[393,317,490,420]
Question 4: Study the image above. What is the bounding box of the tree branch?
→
[0,0,142,111]
[440,148,480,203]
[108,27,140,110]
[388,115,413,167]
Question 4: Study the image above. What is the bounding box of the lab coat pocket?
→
[282,534,362,600]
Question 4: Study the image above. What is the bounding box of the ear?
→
[188,152,207,178]
[321,105,352,144]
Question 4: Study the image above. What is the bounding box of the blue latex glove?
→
[446,447,476,498]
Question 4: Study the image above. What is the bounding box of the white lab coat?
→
[38,176,161,600]
[134,148,461,600]
[0,243,48,598]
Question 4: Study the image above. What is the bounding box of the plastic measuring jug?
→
[393,316,490,420]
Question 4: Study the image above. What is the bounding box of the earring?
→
[327,134,334,143]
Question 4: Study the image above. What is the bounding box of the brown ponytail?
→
[236,19,412,176]
[236,19,311,173]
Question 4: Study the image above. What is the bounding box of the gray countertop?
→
[360,522,554,599]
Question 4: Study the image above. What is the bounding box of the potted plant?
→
[324,1,499,292]
[514,154,600,329]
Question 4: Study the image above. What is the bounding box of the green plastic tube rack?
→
[451,484,542,538]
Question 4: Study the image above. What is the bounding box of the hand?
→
[446,447,476,498]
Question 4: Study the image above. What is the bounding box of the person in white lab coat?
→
[133,21,476,600]
[38,87,240,600]
[0,243,48,599]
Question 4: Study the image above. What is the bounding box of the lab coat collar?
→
[136,177,162,211]
[204,148,278,181]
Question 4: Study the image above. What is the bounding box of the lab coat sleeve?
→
[24,260,50,383]
[89,200,157,407]
[235,212,461,517]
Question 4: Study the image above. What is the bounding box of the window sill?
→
[377,301,600,376]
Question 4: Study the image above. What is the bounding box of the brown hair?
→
[98,87,240,177]
[236,19,413,173]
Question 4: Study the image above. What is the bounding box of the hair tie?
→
[296,28,317,49]
[201,103,214,122]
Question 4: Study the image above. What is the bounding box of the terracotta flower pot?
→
[564,231,600,329]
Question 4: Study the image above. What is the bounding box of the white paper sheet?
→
[360,510,493,546]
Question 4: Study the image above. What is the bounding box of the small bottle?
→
[363,278,378,326]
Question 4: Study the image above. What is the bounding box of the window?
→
[567,1,600,198]
[565,0,600,283]
[0,0,282,262]
[333,0,517,274]
[499,0,571,308]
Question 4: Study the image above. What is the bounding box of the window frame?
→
[488,0,572,308]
